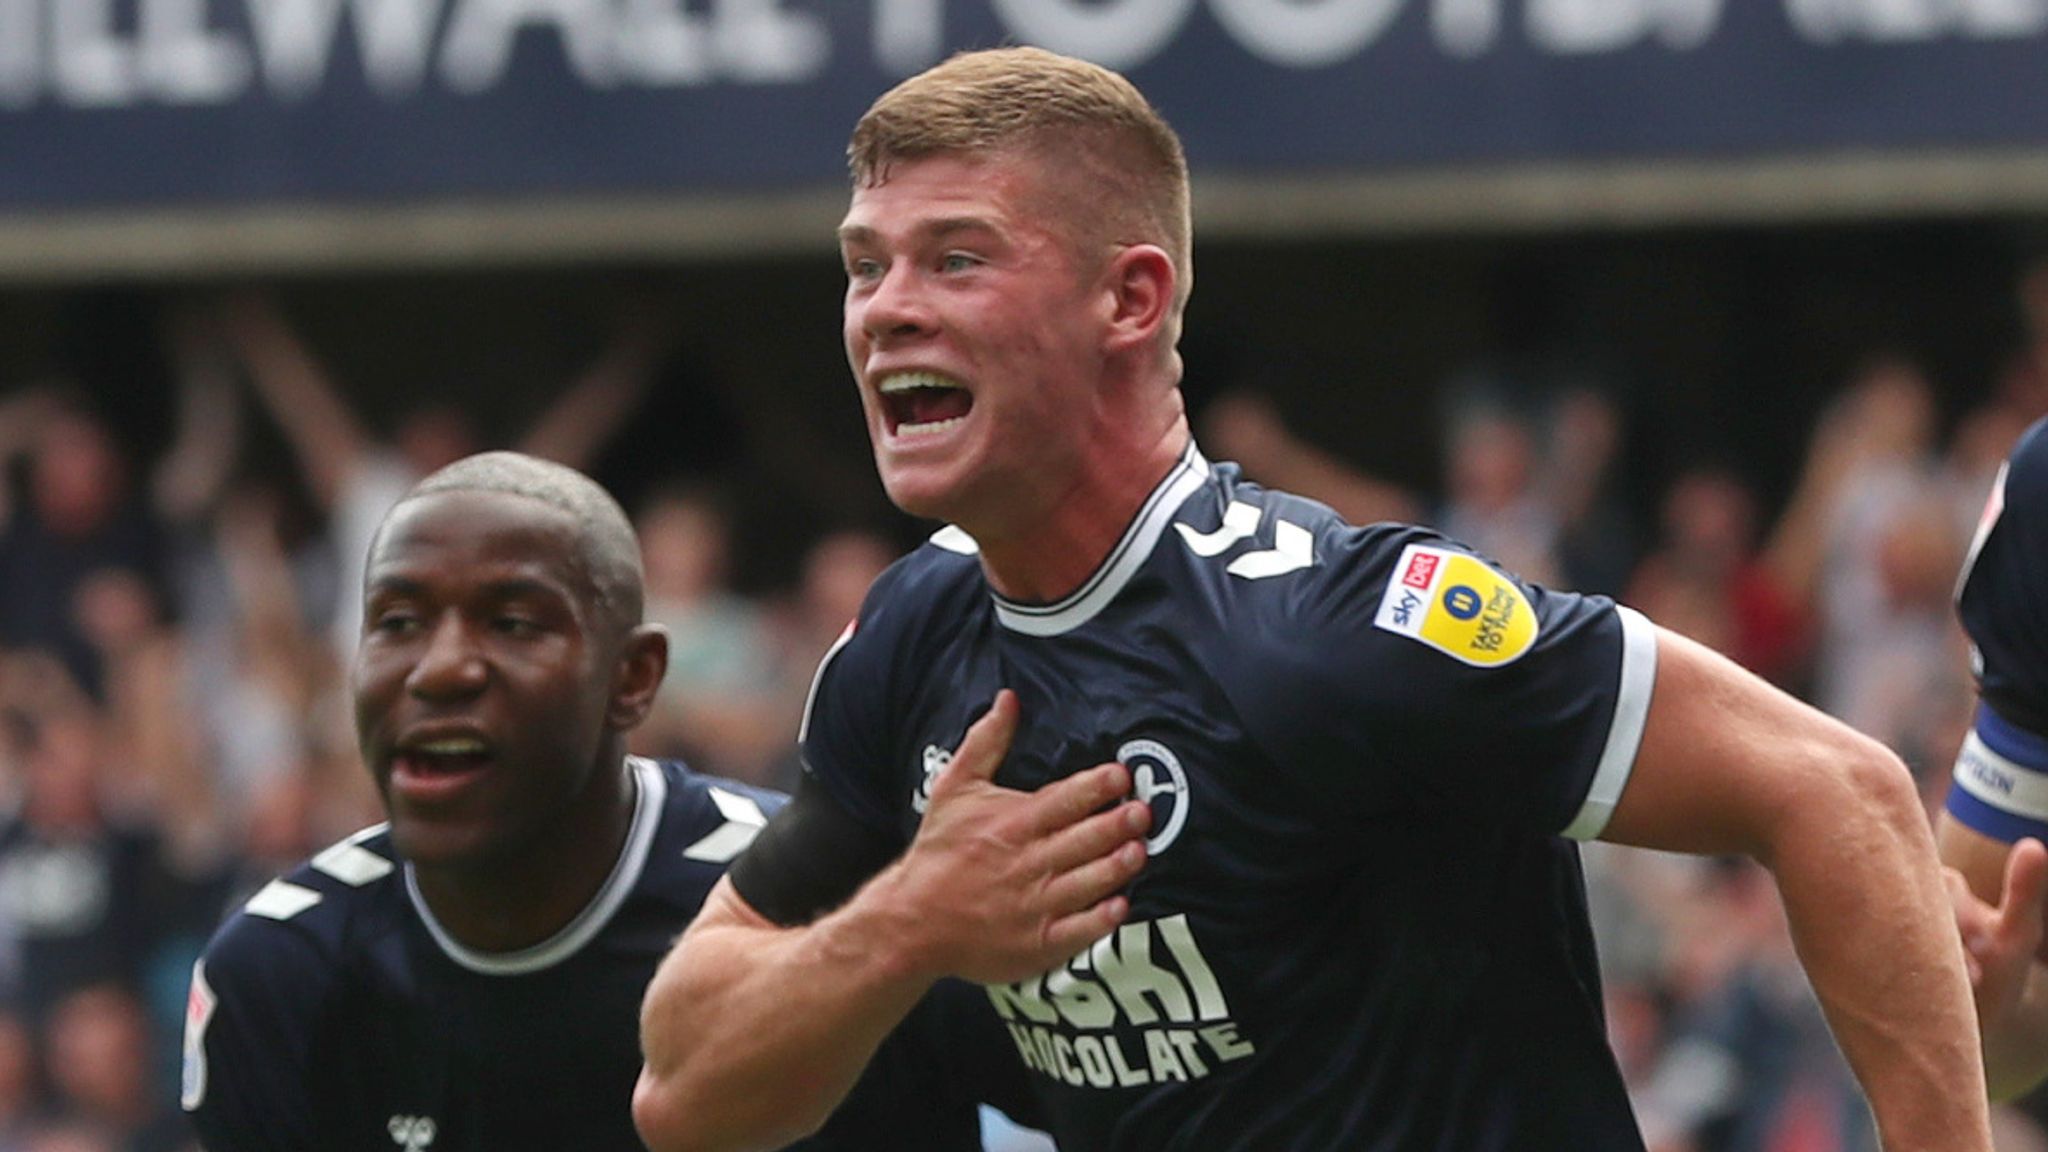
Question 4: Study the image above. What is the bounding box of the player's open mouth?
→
[391,737,494,797]
[879,372,972,438]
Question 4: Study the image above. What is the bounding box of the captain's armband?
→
[1946,706,2048,845]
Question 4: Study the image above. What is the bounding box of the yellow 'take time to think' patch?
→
[1371,544,1538,667]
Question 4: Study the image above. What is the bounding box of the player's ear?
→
[608,624,669,730]
[1101,243,1174,357]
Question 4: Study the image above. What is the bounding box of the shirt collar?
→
[407,756,664,976]
[956,441,1210,637]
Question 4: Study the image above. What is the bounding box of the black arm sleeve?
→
[728,772,902,926]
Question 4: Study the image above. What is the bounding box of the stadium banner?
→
[5,0,2048,209]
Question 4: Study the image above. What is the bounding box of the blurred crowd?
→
[0,268,2041,1150]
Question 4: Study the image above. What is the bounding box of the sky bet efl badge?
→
[1373,544,1538,666]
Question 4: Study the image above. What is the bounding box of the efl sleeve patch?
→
[1372,543,1539,666]
[181,959,215,1111]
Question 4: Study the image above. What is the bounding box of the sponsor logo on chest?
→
[987,914,1253,1090]
[912,731,1237,1089]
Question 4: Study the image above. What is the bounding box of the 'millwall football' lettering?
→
[987,914,1252,1088]
[8,0,2041,112]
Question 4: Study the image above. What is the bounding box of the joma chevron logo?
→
[1174,502,1313,578]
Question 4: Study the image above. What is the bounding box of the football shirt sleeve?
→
[738,572,924,924]
[182,916,327,1151]
[796,607,908,838]
[1237,523,1655,839]
[1947,418,2048,843]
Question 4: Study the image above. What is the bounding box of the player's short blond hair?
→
[848,47,1193,339]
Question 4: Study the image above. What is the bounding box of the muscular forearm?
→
[1607,633,1991,1145]
[634,877,938,1152]
[1767,751,1991,1150]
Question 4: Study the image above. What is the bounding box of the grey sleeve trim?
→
[1562,605,1658,841]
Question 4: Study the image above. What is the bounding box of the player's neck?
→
[411,753,637,954]
[976,423,1190,603]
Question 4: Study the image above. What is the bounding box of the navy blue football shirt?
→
[1947,417,2048,844]
[779,444,1659,1150]
[183,757,1008,1152]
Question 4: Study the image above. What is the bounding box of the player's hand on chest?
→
[889,691,1154,986]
